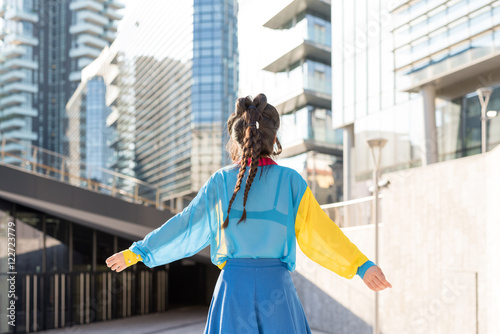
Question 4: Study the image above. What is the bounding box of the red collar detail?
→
[235,157,278,166]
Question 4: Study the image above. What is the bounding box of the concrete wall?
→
[293,146,500,334]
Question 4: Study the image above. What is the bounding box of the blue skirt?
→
[203,258,312,334]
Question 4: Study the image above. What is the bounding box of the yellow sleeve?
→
[295,186,369,279]
[121,249,143,267]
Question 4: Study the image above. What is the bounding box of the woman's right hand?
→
[105,252,127,272]
[363,266,392,291]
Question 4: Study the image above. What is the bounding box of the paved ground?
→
[39,306,329,334]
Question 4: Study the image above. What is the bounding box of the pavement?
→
[38,306,330,334]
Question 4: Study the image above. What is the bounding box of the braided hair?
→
[223,93,282,229]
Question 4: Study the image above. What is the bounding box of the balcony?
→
[78,10,109,25]
[77,57,94,69]
[69,46,102,58]
[105,64,119,85]
[69,22,104,36]
[264,15,332,73]
[107,0,126,10]
[274,89,331,115]
[106,85,119,106]
[0,70,26,83]
[0,118,25,131]
[2,143,25,153]
[272,59,331,113]
[103,7,123,20]
[6,33,38,46]
[69,71,82,82]
[1,46,26,59]
[263,0,331,29]
[77,34,108,49]
[4,130,37,141]
[1,58,38,72]
[1,106,37,118]
[5,8,38,23]
[106,21,118,32]
[107,131,119,147]
[0,94,26,108]
[0,82,38,94]
[102,30,117,42]
[69,0,104,13]
[106,107,119,127]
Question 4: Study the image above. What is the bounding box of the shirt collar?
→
[235,157,278,166]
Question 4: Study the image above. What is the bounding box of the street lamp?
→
[476,88,493,153]
[486,110,498,119]
[366,137,388,334]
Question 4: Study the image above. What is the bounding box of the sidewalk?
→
[39,306,330,333]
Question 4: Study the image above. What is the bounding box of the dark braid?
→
[238,103,262,223]
[223,94,281,229]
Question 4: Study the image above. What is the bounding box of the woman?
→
[106,94,392,333]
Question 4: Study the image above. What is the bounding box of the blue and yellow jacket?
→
[123,158,375,279]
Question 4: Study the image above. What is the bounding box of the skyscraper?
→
[66,0,238,210]
[0,0,123,164]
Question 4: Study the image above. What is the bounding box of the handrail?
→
[0,136,178,212]
[319,194,384,228]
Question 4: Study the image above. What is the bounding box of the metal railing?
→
[0,137,176,212]
[320,195,382,228]
[0,269,168,333]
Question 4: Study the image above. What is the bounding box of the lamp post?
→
[366,137,388,334]
[476,88,493,153]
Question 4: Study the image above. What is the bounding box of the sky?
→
[116,0,294,103]
[237,0,291,98]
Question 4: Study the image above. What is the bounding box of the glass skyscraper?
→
[0,0,123,165]
[66,0,238,210]
[66,75,112,184]
[332,0,500,200]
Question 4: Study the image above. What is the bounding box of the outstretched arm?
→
[105,174,217,270]
[294,183,392,290]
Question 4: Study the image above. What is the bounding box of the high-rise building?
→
[259,0,343,204]
[332,0,500,200]
[66,0,238,209]
[66,44,136,192]
[0,0,123,164]
[66,75,112,184]
[131,0,238,210]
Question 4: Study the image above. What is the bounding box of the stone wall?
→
[293,146,500,334]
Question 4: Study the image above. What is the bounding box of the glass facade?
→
[279,151,343,204]
[393,0,500,89]
[0,0,122,167]
[65,76,112,184]
[85,77,111,182]
[0,197,211,333]
[280,106,337,147]
[0,0,38,165]
[436,83,500,160]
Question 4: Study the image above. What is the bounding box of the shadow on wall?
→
[291,271,372,334]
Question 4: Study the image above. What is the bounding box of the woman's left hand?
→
[363,266,392,291]
[106,252,127,272]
